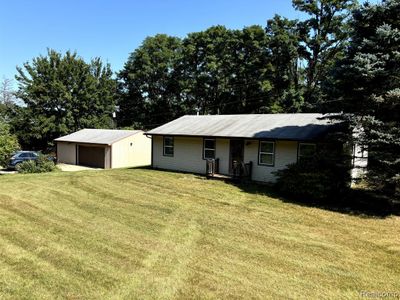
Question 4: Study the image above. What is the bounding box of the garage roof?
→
[55,129,142,145]
[146,114,341,140]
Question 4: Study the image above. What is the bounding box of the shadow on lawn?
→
[234,181,399,219]
[128,167,398,218]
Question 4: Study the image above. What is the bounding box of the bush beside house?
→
[274,153,351,202]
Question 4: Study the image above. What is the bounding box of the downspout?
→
[109,145,112,169]
[144,134,153,168]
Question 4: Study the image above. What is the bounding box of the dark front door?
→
[229,139,244,174]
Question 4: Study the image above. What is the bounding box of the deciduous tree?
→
[15,49,116,149]
[293,0,356,110]
[0,121,19,167]
[266,15,303,112]
[117,34,183,128]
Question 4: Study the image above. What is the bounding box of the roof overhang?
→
[145,133,335,142]
[55,140,111,146]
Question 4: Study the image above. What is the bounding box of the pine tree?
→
[330,0,400,197]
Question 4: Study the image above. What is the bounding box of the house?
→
[55,129,151,169]
[146,114,364,183]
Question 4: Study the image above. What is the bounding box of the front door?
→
[229,139,244,174]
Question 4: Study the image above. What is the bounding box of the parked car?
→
[7,151,39,170]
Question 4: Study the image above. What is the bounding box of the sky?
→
[0,0,376,86]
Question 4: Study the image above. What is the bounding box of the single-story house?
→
[55,129,151,169]
[146,114,366,183]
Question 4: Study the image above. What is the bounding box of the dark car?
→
[7,151,39,170]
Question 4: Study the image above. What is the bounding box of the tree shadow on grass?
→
[233,180,399,219]
[125,167,398,219]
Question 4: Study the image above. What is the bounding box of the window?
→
[163,136,174,156]
[352,144,367,158]
[259,141,275,166]
[298,143,316,161]
[203,139,216,159]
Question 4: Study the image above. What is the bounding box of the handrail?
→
[207,159,252,181]
[206,158,219,177]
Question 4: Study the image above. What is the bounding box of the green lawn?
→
[0,169,399,299]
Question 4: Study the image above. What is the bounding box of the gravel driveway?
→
[0,169,17,175]
[57,163,101,172]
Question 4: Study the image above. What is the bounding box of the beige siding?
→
[152,136,205,174]
[111,133,151,168]
[244,140,298,183]
[57,142,76,164]
[152,136,232,174]
[152,136,298,183]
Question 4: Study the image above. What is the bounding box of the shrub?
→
[16,160,37,173]
[17,154,58,174]
[274,154,351,202]
[0,121,20,168]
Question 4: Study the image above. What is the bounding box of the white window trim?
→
[259,141,275,166]
[203,138,216,159]
[163,136,174,157]
[352,144,367,158]
[298,143,316,161]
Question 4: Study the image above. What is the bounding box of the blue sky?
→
[0,0,375,85]
[0,0,304,83]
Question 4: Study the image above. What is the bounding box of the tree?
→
[229,25,273,113]
[0,78,18,121]
[266,15,303,112]
[329,0,400,197]
[178,26,234,115]
[293,0,356,110]
[0,78,16,106]
[15,49,116,149]
[180,25,272,115]
[117,34,183,128]
[0,121,19,168]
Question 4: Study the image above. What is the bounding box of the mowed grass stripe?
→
[0,169,399,299]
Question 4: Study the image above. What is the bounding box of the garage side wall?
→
[57,142,76,165]
[111,133,151,168]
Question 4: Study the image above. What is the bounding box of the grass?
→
[0,169,399,299]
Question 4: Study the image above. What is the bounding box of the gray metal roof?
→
[147,114,341,140]
[55,129,142,145]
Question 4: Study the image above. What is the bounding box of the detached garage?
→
[55,129,151,169]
